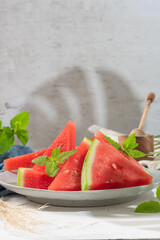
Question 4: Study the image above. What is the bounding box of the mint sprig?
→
[103,136,122,151]
[0,112,30,154]
[135,184,160,213]
[104,133,146,159]
[135,201,160,213]
[32,147,76,177]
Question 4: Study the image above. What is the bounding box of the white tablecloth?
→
[1,187,160,240]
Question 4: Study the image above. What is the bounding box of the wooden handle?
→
[138,92,155,130]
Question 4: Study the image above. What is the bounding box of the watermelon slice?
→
[17,168,54,189]
[33,120,76,172]
[81,138,152,191]
[48,137,92,191]
[4,149,47,171]
[95,131,144,171]
[95,131,109,144]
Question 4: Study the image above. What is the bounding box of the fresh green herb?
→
[32,147,76,177]
[104,133,146,159]
[31,155,50,166]
[135,201,160,213]
[135,184,160,213]
[103,136,122,151]
[122,134,139,150]
[10,112,29,131]
[0,112,30,154]
[123,149,146,158]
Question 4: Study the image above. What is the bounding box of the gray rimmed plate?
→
[0,170,159,207]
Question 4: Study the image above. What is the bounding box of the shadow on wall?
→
[23,67,141,150]
[97,69,142,134]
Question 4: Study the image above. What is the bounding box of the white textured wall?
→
[0,0,160,149]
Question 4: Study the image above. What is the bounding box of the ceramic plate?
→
[0,170,159,207]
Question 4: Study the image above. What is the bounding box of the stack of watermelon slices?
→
[4,121,152,191]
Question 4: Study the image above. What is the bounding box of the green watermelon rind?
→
[17,167,31,187]
[83,137,92,145]
[81,138,99,191]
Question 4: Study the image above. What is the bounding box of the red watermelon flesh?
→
[95,131,144,171]
[4,149,47,172]
[95,131,109,144]
[48,137,92,191]
[81,139,152,191]
[17,168,54,189]
[33,120,76,172]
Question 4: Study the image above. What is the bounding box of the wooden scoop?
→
[118,92,155,160]
[130,92,155,136]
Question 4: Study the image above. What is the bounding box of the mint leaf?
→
[32,146,77,177]
[124,149,146,158]
[156,184,160,201]
[103,136,122,151]
[135,184,160,213]
[10,112,29,130]
[123,133,139,150]
[52,146,61,160]
[58,150,77,163]
[16,129,29,145]
[0,127,14,154]
[46,162,60,177]
[14,122,22,133]
[0,112,30,154]
[135,201,160,213]
[32,155,50,165]
[103,134,146,159]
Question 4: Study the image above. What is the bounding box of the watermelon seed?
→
[63,170,69,174]
[74,171,78,176]
[106,181,110,183]
[112,163,117,169]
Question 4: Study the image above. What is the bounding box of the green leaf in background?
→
[0,112,30,154]
[125,149,146,158]
[16,129,29,145]
[13,122,22,134]
[32,155,50,165]
[58,150,77,163]
[135,201,160,213]
[122,133,139,150]
[51,146,61,160]
[103,136,122,151]
[10,112,29,130]
[156,184,160,201]
[0,127,14,154]
[46,162,60,177]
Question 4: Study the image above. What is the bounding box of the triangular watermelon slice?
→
[81,138,152,191]
[95,131,144,171]
[48,137,92,191]
[17,168,54,189]
[33,120,76,172]
[4,149,47,171]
